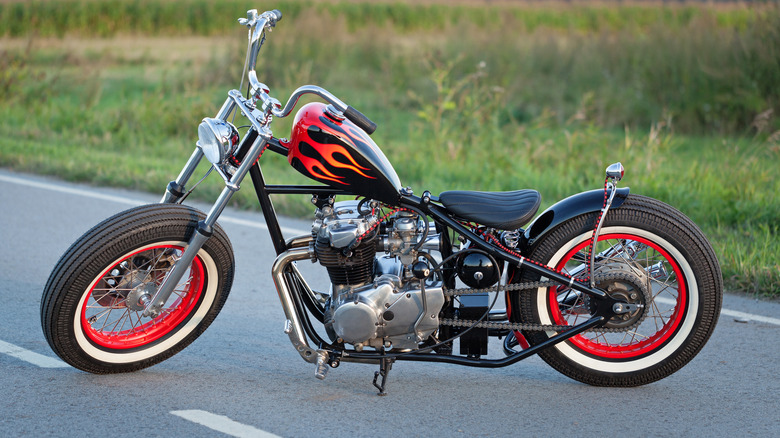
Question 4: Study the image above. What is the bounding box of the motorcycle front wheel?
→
[41,204,234,373]
[512,195,722,386]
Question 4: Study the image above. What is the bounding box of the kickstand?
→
[372,357,395,396]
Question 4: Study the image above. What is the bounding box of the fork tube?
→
[215,96,238,121]
[146,185,238,317]
[201,133,269,227]
[160,148,204,203]
[160,97,238,204]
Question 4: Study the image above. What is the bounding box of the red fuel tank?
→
[286,102,402,204]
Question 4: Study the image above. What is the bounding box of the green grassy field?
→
[1,0,778,296]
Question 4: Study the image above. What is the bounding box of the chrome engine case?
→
[331,274,444,350]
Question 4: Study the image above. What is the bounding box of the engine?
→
[311,200,444,351]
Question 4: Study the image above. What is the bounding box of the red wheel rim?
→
[81,244,205,349]
[549,233,687,359]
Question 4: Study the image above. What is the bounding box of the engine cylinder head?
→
[315,231,377,286]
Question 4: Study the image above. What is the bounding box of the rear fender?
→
[520,187,630,252]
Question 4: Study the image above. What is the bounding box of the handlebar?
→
[344,106,378,134]
[238,9,282,30]
[237,9,377,135]
[239,9,281,89]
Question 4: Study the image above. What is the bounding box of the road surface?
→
[1,169,778,437]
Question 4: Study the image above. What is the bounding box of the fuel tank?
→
[286,102,402,204]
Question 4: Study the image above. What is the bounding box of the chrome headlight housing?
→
[197,118,239,165]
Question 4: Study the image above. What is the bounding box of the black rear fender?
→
[520,187,630,252]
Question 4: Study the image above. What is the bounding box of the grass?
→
[0,0,778,297]
[0,1,763,37]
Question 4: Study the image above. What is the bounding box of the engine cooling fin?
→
[315,231,378,286]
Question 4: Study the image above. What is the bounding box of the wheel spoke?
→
[626,330,649,341]
[130,311,147,334]
[107,308,127,334]
[86,306,113,325]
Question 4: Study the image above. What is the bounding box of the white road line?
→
[0,339,68,368]
[654,297,780,325]
[171,410,282,438]
[721,308,780,325]
[0,173,309,235]
[0,173,145,207]
[221,214,303,236]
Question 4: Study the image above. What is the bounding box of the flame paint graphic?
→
[316,142,373,178]
[296,141,374,184]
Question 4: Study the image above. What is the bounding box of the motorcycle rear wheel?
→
[41,204,234,373]
[512,195,721,386]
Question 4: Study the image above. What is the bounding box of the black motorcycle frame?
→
[164,124,627,373]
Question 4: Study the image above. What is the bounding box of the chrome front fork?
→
[160,148,204,204]
[145,103,271,318]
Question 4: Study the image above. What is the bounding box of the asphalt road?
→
[1,169,778,437]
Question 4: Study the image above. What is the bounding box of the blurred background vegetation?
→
[1,0,778,296]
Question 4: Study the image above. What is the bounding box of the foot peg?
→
[314,351,329,380]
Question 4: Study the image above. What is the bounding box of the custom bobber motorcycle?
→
[41,9,722,395]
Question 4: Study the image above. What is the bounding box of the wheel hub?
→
[126,283,155,311]
[91,251,176,309]
[589,269,652,331]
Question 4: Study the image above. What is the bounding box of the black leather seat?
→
[439,189,541,230]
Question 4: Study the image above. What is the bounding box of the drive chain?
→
[439,318,570,332]
[441,280,639,333]
[442,280,560,297]
[442,281,568,332]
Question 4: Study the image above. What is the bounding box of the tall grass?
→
[2,1,778,134]
[0,1,761,37]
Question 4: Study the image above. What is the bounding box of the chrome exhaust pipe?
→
[271,237,322,364]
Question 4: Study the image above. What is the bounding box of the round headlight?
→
[197,118,238,165]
